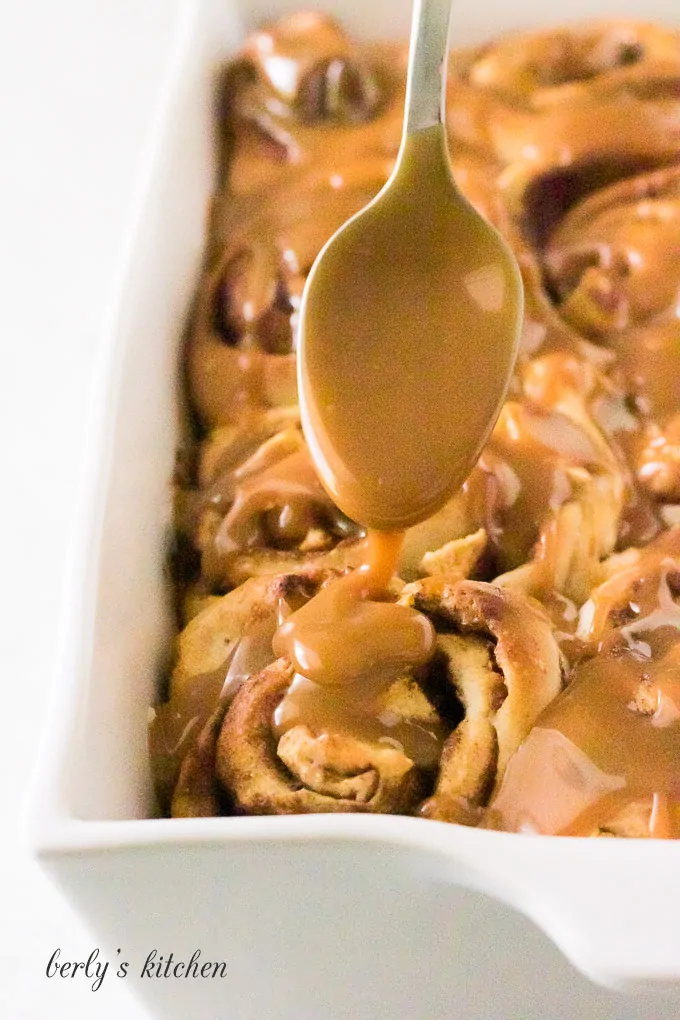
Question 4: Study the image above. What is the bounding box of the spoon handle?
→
[404,0,452,134]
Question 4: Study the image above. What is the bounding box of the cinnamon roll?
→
[217,660,442,815]
[488,528,680,837]
[175,408,361,595]
[187,13,405,427]
[402,579,563,822]
[151,570,322,810]
[448,21,680,199]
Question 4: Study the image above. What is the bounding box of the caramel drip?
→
[272,531,438,761]
[150,615,277,806]
[273,531,434,687]
[150,667,228,808]
[272,672,447,769]
[464,401,607,571]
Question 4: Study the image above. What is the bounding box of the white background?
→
[0,1,174,1016]
[3,3,680,1018]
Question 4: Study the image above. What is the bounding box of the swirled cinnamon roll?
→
[187,13,405,426]
[217,659,444,815]
[448,21,680,199]
[199,575,561,821]
[175,408,362,598]
[400,578,564,822]
[488,527,680,837]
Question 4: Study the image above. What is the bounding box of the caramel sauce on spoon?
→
[299,120,523,531]
[273,1,522,741]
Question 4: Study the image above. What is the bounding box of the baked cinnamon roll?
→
[489,528,680,837]
[186,13,406,427]
[186,148,396,425]
[449,21,680,187]
[214,573,563,820]
[217,660,443,815]
[400,578,563,824]
[175,408,361,595]
[151,571,323,810]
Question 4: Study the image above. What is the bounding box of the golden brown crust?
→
[171,701,230,818]
[420,528,488,580]
[205,536,365,591]
[172,573,312,695]
[440,581,565,776]
[403,579,563,822]
[216,659,427,815]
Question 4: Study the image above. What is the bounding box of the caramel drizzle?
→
[271,531,440,766]
[489,529,680,836]
[170,15,680,826]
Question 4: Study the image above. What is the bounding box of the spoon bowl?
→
[297,0,523,531]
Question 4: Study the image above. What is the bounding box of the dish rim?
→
[27,0,680,994]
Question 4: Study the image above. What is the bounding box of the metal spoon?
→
[297,0,523,532]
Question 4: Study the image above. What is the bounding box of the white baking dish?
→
[30,1,680,1018]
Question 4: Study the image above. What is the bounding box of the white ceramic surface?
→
[29,2,680,1019]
